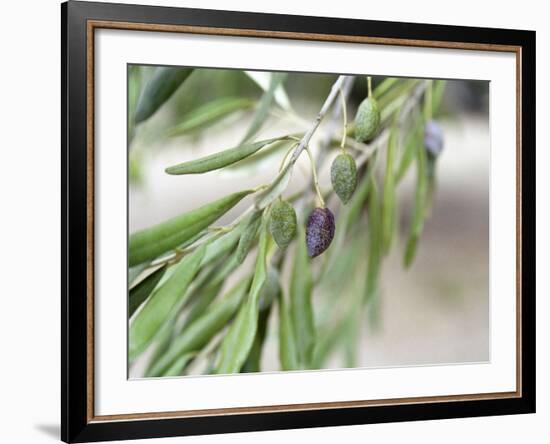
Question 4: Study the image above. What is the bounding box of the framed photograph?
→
[61,1,535,442]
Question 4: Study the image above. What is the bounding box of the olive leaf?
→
[343,274,364,368]
[311,319,347,369]
[183,279,224,328]
[222,139,293,177]
[344,166,373,229]
[372,77,399,99]
[134,67,194,124]
[128,189,254,267]
[129,244,206,360]
[200,226,244,267]
[241,304,272,373]
[166,97,254,137]
[316,167,372,285]
[240,72,288,143]
[396,118,423,184]
[128,66,142,143]
[290,225,315,368]
[162,352,197,377]
[378,79,418,110]
[278,292,299,371]
[128,265,166,317]
[404,136,428,267]
[235,211,263,264]
[165,137,282,175]
[215,219,269,374]
[365,177,382,303]
[181,210,262,320]
[244,71,292,111]
[381,113,399,254]
[146,276,251,377]
[128,262,149,288]
[432,80,447,116]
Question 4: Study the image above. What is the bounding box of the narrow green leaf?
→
[241,304,272,373]
[432,80,447,116]
[343,280,364,368]
[235,211,263,264]
[316,165,372,287]
[223,139,293,177]
[365,178,382,303]
[179,256,227,312]
[134,67,193,124]
[372,77,400,100]
[128,189,254,267]
[200,225,244,267]
[128,265,166,317]
[241,73,288,143]
[344,166,373,230]
[129,262,149,288]
[128,66,142,143]
[404,139,428,267]
[259,266,281,311]
[395,119,423,184]
[184,252,242,317]
[311,320,347,369]
[215,220,269,374]
[381,114,398,254]
[183,279,224,327]
[182,211,261,320]
[423,80,433,120]
[129,245,206,360]
[165,137,281,175]
[378,79,418,110]
[162,352,197,377]
[426,154,438,215]
[167,97,254,137]
[146,276,251,377]
[290,225,315,368]
[278,294,299,370]
[244,71,292,111]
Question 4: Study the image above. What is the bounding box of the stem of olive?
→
[305,146,325,207]
[367,76,373,97]
[279,141,300,172]
[339,88,348,151]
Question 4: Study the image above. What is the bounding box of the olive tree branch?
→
[150,78,427,272]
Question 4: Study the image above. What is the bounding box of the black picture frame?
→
[61,1,536,442]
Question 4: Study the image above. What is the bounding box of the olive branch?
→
[128,67,446,376]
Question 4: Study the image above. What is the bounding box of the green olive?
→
[354,97,380,142]
[331,152,358,204]
[269,200,297,248]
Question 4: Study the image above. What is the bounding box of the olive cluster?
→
[269,93,381,258]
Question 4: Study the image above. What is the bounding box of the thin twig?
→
[316,76,355,169]
[288,75,348,165]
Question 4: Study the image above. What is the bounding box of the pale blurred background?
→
[129,68,489,375]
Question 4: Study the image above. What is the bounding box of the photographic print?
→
[127,66,490,379]
[63,3,534,440]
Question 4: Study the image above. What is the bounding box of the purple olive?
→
[306,207,335,258]
[424,120,444,157]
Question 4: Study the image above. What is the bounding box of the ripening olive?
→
[269,199,297,248]
[354,97,380,142]
[306,207,335,258]
[331,152,357,204]
[424,120,444,157]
